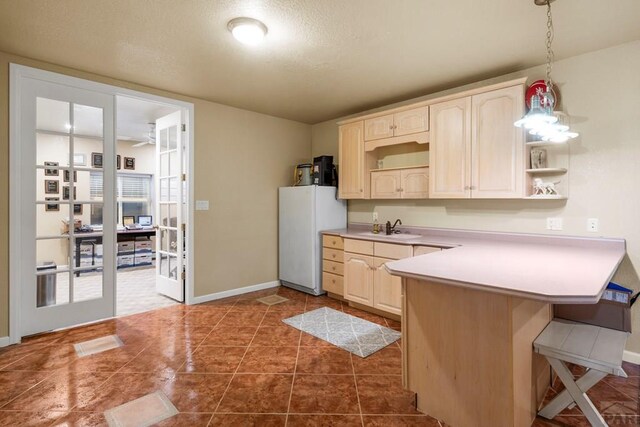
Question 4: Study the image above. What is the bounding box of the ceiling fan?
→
[132,123,156,148]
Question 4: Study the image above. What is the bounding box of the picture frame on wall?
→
[117,155,121,170]
[124,157,135,170]
[63,170,77,183]
[45,197,60,212]
[45,180,59,194]
[44,162,59,176]
[73,204,83,215]
[62,185,76,200]
[91,152,103,168]
[73,154,86,166]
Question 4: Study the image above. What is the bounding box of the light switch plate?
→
[546,217,563,231]
[372,212,379,222]
[587,218,599,232]
[195,200,209,211]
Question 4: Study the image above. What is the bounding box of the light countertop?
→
[322,225,626,304]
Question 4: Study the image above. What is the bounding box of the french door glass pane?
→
[37,134,69,167]
[37,202,69,238]
[34,271,71,307]
[73,104,103,137]
[36,98,70,134]
[35,239,70,307]
[168,126,178,150]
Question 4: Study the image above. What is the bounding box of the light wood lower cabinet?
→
[344,252,375,306]
[373,257,402,315]
[322,236,344,296]
[344,239,412,315]
[370,166,429,199]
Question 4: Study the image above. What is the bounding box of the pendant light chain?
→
[545,0,555,87]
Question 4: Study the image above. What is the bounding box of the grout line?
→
[284,294,306,427]
[350,352,365,427]
[211,304,268,414]
[173,307,231,373]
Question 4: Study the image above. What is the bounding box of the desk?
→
[74,229,155,275]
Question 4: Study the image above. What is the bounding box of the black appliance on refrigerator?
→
[312,155,337,186]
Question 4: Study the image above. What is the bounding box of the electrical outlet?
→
[373,212,379,222]
[546,217,563,231]
[587,218,599,232]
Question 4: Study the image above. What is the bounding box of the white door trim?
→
[9,64,196,344]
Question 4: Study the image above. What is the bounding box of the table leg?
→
[541,357,607,427]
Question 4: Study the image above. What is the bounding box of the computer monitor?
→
[123,216,135,226]
[138,215,152,226]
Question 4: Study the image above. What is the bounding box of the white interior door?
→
[155,111,185,301]
[18,78,116,336]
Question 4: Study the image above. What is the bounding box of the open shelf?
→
[523,195,567,200]
[525,168,567,175]
[369,164,429,172]
[526,140,569,147]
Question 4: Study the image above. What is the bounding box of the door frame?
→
[9,64,196,344]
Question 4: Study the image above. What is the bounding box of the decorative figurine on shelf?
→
[532,178,560,196]
[530,148,547,169]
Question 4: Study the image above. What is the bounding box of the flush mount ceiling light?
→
[227,17,268,46]
[515,0,578,142]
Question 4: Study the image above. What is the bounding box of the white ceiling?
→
[1,0,639,124]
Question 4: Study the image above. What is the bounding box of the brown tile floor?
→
[0,286,637,426]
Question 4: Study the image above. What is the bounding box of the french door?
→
[17,78,116,336]
[155,111,185,302]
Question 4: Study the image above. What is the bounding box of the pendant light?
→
[514,0,578,142]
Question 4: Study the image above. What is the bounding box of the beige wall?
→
[311,40,640,352]
[0,50,311,338]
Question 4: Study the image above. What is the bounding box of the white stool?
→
[534,319,629,427]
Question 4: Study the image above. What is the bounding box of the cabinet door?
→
[373,257,402,315]
[400,167,429,199]
[471,85,525,198]
[370,170,401,199]
[394,106,429,136]
[338,121,365,199]
[364,114,394,141]
[429,97,472,199]
[344,253,374,306]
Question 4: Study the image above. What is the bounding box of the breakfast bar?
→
[385,232,626,427]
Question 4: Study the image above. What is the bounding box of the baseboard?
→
[189,280,280,305]
[623,350,640,365]
[0,336,11,348]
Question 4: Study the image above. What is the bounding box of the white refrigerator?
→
[279,186,347,295]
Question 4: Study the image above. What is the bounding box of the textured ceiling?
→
[0,0,639,124]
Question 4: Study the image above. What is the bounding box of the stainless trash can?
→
[36,262,57,307]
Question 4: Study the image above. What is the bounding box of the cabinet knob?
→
[332,266,336,271]
[332,279,336,283]
[332,240,336,245]
[332,254,336,258]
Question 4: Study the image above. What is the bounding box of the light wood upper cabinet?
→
[401,167,429,198]
[338,121,365,199]
[364,114,394,141]
[471,85,524,198]
[364,106,429,141]
[370,170,402,199]
[394,106,429,137]
[429,97,472,199]
[373,257,402,315]
[344,253,374,306]
[429,84,525,199]
[370,166,429,199]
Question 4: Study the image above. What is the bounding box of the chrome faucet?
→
[385,219,402,235]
